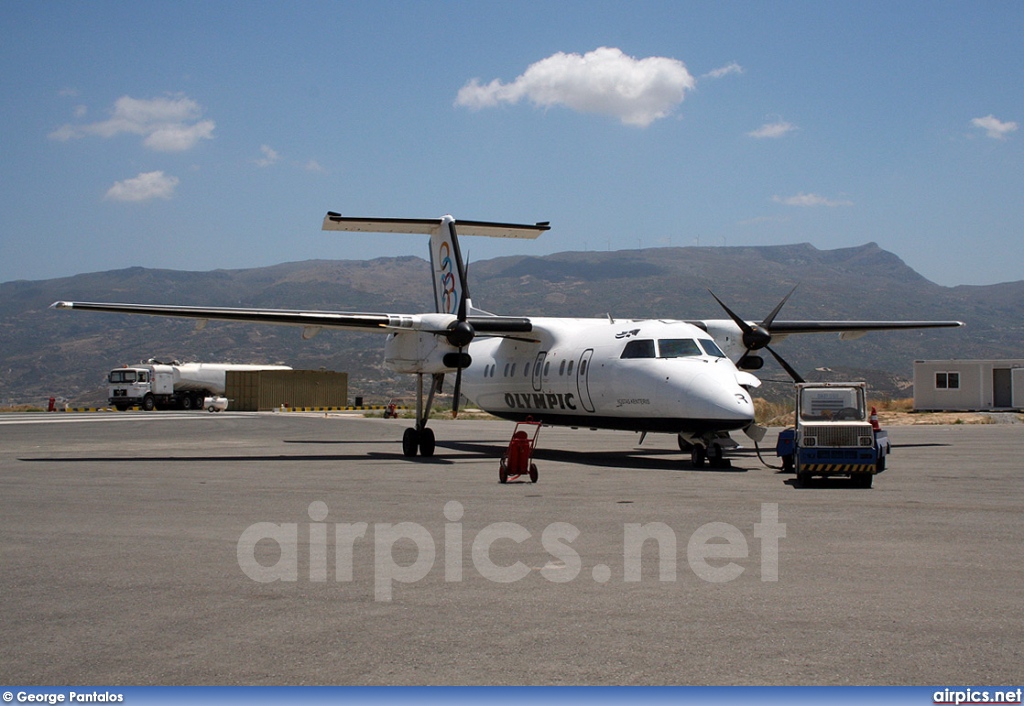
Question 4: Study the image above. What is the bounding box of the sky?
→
[1,1,1022,287]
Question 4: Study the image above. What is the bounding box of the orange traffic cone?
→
[870,406,880,432]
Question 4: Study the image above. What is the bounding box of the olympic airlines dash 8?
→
[53,212,963,467]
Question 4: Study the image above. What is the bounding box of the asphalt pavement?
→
[1,412,1021,685]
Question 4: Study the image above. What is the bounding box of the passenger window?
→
[559,360,566,376]
[525,362,531,377]
[657,339,702,358]
[620,339,656,359]
[510,363,516,377]
[503,363,510,377]
[579,360,587,376]
[567,360,574,376]
[544,361,550,376]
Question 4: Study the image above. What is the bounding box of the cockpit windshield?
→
[622,338,730,360]
[697,339,726,358]
[109,370,138,384]
[657,339,702,358]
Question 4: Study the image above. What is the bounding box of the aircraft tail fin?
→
[430,216,468,316]
[322,213,549,316]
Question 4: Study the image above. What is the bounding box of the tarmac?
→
[1,411,1021,685]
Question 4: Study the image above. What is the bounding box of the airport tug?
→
[776,382,890,488]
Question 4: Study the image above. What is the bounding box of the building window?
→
[936,372,960,390]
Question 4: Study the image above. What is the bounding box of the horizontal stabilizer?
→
[322,213,549,239]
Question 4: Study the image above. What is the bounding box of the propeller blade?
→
[451,367,463,418]
[766,345,805,383]
[709,285,800,354]
[760,284,799,328]
[707,290,754,335]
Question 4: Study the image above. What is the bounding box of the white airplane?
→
[53,213,963,467]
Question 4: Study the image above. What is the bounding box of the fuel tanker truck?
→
[107,359,291,411]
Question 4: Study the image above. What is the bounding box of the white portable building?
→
[913,359,1024,411]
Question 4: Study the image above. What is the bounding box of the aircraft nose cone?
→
[692,372,756,428]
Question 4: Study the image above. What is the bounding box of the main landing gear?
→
[679,432,730,469]
[402,373,442,458]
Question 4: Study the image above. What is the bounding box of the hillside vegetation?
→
[2,242,1018,406]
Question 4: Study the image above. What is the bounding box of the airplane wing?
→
[696,317,964,349]
[49,301,533,336]
[695,315,964,382]
[767,319,965,342]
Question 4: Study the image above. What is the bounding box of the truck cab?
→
[108,364,178,410]
[776,382,889,488]
[109,366,154,410]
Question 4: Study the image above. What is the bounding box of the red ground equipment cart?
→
[499,419,541,484]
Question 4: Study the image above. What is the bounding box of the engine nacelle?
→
[384,331,470,374]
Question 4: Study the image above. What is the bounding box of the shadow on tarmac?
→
[19,437,754,473]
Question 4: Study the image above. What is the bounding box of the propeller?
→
[447,291,473,418]
[708,286,805,383]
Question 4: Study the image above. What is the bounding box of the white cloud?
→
[455,47,695,127]
[48,124,79,142]
[50,94,214,151]
[105,171,179,202]
[971,114,1018,140]
[304,159,326,173]
[748,121,797,139]
[255,145,280,167]
[703,62,743,79]
[773,192,853,207]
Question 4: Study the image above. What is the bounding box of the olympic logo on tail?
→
[437,241,459,314]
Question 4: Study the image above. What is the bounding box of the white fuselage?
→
[461,317,757,436]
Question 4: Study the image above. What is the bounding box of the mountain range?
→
[2,242,1020,406]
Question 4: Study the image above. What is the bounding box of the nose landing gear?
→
[685,436,730,469]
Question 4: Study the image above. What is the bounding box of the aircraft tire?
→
[402,428,419,457]
[419,427,435,457]
[690,445,706,468]
[708,443,724,467]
